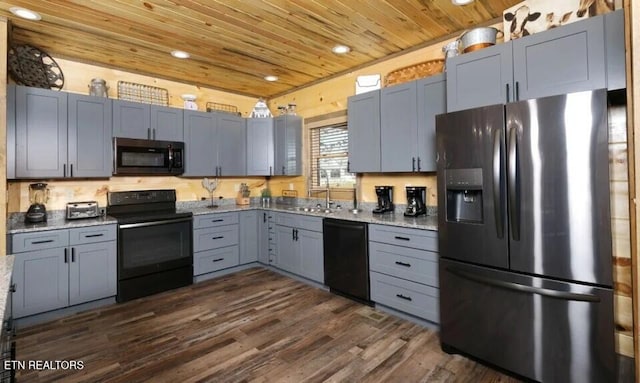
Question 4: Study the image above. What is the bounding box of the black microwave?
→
[113,137,184,175]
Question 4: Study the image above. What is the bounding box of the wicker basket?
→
[384,59,445,87]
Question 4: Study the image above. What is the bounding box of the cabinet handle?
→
[282,166,285,175]
[153,129,156,140]
[269,166,273,176]
[70,164,74,177]
[84,233,104,238]
[31,239,54,244]
[212,258,224,262]
[395,261,411,267]
[412,157,416,172]
[295,229,298,241]
[396,293,412,302]
[515,82,520,101]
[63,163,66,177]
[9,283,16,293]
[394,236,411,241]
[263,212,266,223]
[417,157,421,172]
[71,248,76,262]
[347,161,350,173]
[147,128,151,139]
[211,236,224,240]
[505,83,510,103]
[292,228,295,241]
[211,219,224,222]
[64,248,68,263]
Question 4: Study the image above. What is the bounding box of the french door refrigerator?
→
[436,89,614,383]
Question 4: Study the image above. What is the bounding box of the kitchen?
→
[0,0,638,382]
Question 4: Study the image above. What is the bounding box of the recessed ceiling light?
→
[332,45,351,54]
[171,50,190,59]
[9,7,42,21]
[264,75,279,82]
[452,0,474,5]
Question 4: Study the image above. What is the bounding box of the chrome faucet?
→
[325,174,332,209]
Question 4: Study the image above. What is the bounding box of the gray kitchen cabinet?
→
[368,224,439,323]
[112,99,150,139]
[381,82,419,172]
[193,212,240,276]
[347,90,381,172]
[246,118,274,176]
[183,110,246,176]
[183,110,218,176]
[447,12,611,112]
[11,225,117,318]
[416,75,447,172]
[273,212,324,283]
[151,105,184,141]
[604,9,625,91]
[257,210,271,264]
[10,86,111,179]
[217,113,246,176]
[274,115,302,176]
[14,85,68,178]
[239,211,259,264]
[68,94,113,177]
[114,100,184,141]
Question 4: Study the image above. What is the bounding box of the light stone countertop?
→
[0,255,14,321]
[7,212,117,235]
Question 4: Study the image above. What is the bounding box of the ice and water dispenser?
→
[445,168,483,224]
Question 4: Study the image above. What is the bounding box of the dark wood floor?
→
[15,267,520,382]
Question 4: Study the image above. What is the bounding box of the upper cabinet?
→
[348,74,445,173]
[446,10,623,112]
[183,110,246,177]
[9,85,112,179]
[113,100,183,141]
[274,115,302,176]
[246,118,275,176]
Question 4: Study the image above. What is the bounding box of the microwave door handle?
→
[168,146,174,172]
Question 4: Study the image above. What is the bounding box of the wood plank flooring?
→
[14,268,520,382]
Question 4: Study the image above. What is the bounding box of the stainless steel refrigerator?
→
[436,89,614,383]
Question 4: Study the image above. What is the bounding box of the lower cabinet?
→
[193,212,240,276]
[11,225,117,319]
[272,212,324,283]
[239,211,258,264]
[368,224,439,323]
[257,210,272,265]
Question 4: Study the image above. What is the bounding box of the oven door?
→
[118,216,193,280]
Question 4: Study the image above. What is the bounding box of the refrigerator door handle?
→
[507,127,520,241]
[447,266,600,303]
[492,129,504,239]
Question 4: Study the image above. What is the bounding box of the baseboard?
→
[15,297,116,329]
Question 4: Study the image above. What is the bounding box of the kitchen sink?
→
[288,206,332,214]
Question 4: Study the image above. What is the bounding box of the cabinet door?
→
[298,229,324,283]
[246,118,274,176]
[7,84,15,179]
[446,42,513,112]
[68,94,112,177]
[416,74,446,172]
[13,248,69,318]
[381,82,418,172]
[274,116,302,176]
[348,91,381,172]
[112,100,151,139]
[605,10,625,91]
[239,211,259,264]
[68,241,117,306]
[217,113,246,176]
[512,14,606,101]
[183,110,217,176]
[258,211,270,264]
[15,86,67,178]
[275,225,298,273]
[151,105,184,141]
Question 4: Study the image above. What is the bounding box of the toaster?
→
[66,201,101,220]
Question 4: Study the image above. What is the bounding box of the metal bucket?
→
[459,27,503,53]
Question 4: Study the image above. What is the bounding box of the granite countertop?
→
[7,212,117,234]
[0,255,14,321]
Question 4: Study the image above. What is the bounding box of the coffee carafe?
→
[404,186,426,217]
[373,186,394,214]
[26,183,50,223]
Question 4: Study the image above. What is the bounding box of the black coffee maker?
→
[373,186,394,214]
[404,186,426,217]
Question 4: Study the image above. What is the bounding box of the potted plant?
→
[236,183,251,205]
[261,188,272,207]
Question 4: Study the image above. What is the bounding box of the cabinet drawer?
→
[193,212,239,229]
[194,225,239,252]
[69,225,117,245]
[369,242,438,287]
[11,230,69,253]
[275,212,323,232]
[194,246,239,275]
[370,271,439,323]
[369,224,437,251]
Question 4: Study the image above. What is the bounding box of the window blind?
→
[309,123,355,188]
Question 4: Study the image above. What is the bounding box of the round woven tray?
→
[384,59,445,87]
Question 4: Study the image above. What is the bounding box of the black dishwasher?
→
[323,218,370,303]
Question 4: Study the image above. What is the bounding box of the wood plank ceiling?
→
[0,0,520,98]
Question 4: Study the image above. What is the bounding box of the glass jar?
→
[89,78,109,97]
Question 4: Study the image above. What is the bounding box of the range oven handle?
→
[119,217,192,229]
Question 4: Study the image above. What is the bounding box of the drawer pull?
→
[211,236,224,240]
[31,239,54,244]
[84,233,104,238]
[212,258,224,262]
[9,283,16,293]
[396,293,412,302]
[395,261,411,267]
[211,219,224,222]
[394,236,410,241]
